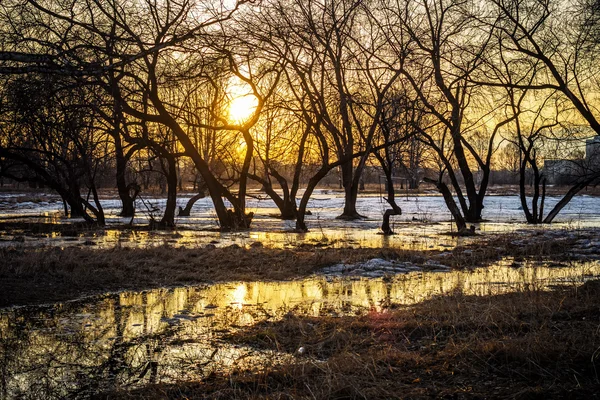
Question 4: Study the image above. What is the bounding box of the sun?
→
[228,94,258,124]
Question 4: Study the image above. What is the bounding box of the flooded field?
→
[1,190,600,250]
[1,258,599,399]
[1,190,600,398]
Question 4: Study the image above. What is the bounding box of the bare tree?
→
[485,0,600,222]
[245,86,314,220]
[0,74,107,224]
[379,0,513,233]
[373,89,424,234]
[1,0,283,230]
[249,0,403,230]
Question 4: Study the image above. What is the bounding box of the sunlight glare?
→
[231,283,247,309]
[228,95,258,124]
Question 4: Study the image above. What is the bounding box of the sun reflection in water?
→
[2,259,600,398]
[231,284,247,310]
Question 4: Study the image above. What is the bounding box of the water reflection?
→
[0,223,468,252]
[1,259,599,398]
[3,192,600,251]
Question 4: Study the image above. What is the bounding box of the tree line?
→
[1,0,599,233]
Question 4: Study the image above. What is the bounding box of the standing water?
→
[1,258,599,399]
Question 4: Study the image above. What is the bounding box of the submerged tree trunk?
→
[62,191,98,224]
[340,182,361,219]
[89,183,105,226]
[67,183,84,218]
[65,197,87,220]
[156,156,177,229]
[538,179,546,223]
[381,170,402,235]
[408,177,419,190]
[519,156,536,223]
[263,182,297,219]
[280,198,297,220]
[178,191,206,217]
[271,168,299,220]
[381,206,402,235]
[64,181,100,224]
[424,177,469,233]
[248,172,297,219]
[338,160,363,219]
[118,191,135,218]
[296,168,330,231]
[115,142,136,217]
[296,181,317,232]
[465,203,484,223]
[543,178,598,223]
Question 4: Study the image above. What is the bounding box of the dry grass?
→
[0,245,401,307]
[2,224,599,398]
[448,231,579,267]
[0,229,591,307]
[103,280,600,399]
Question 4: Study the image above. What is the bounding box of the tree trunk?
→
[464,205,483,223]
[273,174,298,220]
[66,183,85,218]
[381,170,402,235]
[116,176,136,218]
[339,161,363,219]
[178,191,206,217]
[296,168,329,231]
[109,55,136,218]
[409,177,419,190]
[519,157,536,223]
[157,156,177,228]
[118,190,136,217]
[89,183,106,226]
[538,179,546,223]
[296,181,317,232]
[543,180,593,223]
[148,92,249,230]
[381,207,402,235]
[340,185,360,219]
[280,198,297,220]
[249,172,297,220]
[114,134,135,217]
[531,162,542,223]
[424,177,468,233]
[65,196,95,223]
[237,129,254,215]
[338,160,357,218]
[449,115,480,223]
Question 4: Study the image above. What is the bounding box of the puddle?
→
[1,258,599,398]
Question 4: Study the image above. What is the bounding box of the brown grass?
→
[0,229,590,307]
[0,245,400,307]
[102,280,600,399]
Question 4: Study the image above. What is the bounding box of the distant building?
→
[544,133,600,184]
[586,135,600,167]
[544,159,581,184]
